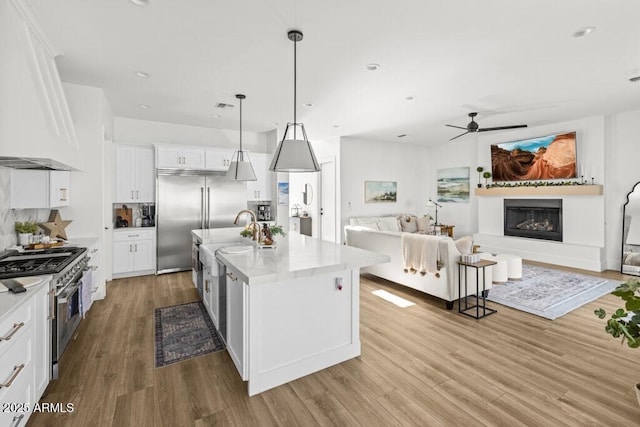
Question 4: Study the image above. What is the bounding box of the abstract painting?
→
[364,181,397,203]
[437,167,469,203]
[277,182,289,205]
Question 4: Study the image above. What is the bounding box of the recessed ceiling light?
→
[365,63,380,71]
[138,104,150,109]
[333,125,340,128]
[572,26,596,38]
[212,114,221,118]
[135,71,150,78]
[406,96,414,101]
[303,103,313,107]
[129,0,150,6]
[397,134,407,138]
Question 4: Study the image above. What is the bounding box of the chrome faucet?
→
[234,210,259,242]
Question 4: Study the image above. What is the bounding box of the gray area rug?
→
[486,264,620,320]
[154,301,225,367]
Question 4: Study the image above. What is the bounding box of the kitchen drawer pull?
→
[131,190,135,199]
[128,234,139,238]
[226,271,238,281]
[0,364,25,388]
[0,322,25,341]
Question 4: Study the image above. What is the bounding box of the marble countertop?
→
[215,234,390,285]
[192,227,245,244]
[0,276,51,323]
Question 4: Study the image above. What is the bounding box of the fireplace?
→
[504,199,563,242]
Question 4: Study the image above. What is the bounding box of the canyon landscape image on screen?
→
[491,132,577,181]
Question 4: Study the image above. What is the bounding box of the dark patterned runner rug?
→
[154,301,225,367]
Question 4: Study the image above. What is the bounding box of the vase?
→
[18,233,31,246]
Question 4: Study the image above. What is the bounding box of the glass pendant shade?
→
[269,123,320,172]
[226,93,257,181]
[226,150,257,181]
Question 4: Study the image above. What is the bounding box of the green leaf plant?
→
[594,278,640,348]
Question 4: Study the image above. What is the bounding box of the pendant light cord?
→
[239,97,243,152]
[293,35,297,139]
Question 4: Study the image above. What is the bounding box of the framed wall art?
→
[364,181,397,203]
[437,167,470,203]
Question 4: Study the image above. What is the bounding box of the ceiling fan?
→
[446,112,527,141]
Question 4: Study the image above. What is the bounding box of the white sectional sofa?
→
[344,216,492,309]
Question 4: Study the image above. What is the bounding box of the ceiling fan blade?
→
[449,131,469,141]
[477,124,528,132]
[446,124,468,130]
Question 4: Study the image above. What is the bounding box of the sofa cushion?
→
[454,236,473,255]
[377,217,401,232]
[400,216,418,233]
[350,217,380,230]
[416,215,431,232]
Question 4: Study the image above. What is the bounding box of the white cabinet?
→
[114,145,154,203]
[246,153,272,201]
[156,146,205,169]
[113,229,156,277]
[0,280,50,427]
[10,170,70,209]
[226,268,248,380]
[205,148,235,171]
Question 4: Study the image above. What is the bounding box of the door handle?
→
[207,187,211,229]
[200,187,205,230]
[130,244,133,253]
[134,244,138,252]
[136,190,139,199]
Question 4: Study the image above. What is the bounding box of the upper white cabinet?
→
[247,153,272,201]
[156,145,205,169]
[114,145,154,203]
[11,169,70,208]
[205,148,235,171]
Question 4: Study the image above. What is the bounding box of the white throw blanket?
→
[401,233,440,275]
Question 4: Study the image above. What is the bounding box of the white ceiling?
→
[31,0,640,146]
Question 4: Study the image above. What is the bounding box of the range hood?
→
[0,156,75,171]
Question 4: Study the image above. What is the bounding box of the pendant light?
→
[269,30,320,173]
[226,94,257,181]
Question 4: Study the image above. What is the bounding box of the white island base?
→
[209,233,388,396]
[230,268,360,396]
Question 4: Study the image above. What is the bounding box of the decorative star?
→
[40,210,72,240]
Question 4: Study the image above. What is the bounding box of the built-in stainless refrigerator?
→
[156,170,246,274]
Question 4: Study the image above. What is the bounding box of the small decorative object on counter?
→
[262,223,273,245]
[15,221,40,246]
[483,171,492,188]
[476,166,484,188]
[291,204,302,217]
[40,210,72,240]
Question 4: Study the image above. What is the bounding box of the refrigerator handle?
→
[207,187,211,229]
[200,187,205,230]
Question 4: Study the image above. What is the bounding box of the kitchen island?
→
[210,233,389,396]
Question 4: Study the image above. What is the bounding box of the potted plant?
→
[15,221,40,246]
[476,167,484,188]
[261,224,286,245]
[482,171,492,188]
[594,278,640,406]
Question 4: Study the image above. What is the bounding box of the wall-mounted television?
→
[490,131,577,182]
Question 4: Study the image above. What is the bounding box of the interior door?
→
[320,160,337,242]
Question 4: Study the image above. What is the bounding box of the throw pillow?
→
[377,217,401,232]
[400,216,418,233]
[416,215,431,232]
[454,236,473,255]
[357,220,379,230]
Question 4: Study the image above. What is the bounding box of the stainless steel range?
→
[0,246,88,378]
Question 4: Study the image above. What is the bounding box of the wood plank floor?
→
[29,263,640,426]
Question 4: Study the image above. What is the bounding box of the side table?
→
[457,259,497,319]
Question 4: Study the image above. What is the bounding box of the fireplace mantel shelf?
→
[475,185,603,196]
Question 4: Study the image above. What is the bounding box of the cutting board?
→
[115,206,133,227]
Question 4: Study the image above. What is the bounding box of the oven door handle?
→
[57,281,82,303]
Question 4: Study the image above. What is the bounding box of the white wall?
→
[604,110,640,270]
[340,137,429,241]
[115,117,268,153]
[426,137,479,237]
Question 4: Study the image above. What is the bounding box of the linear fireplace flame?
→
[504,199,563,242]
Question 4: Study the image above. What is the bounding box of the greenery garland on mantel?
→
[486,179,594,189]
